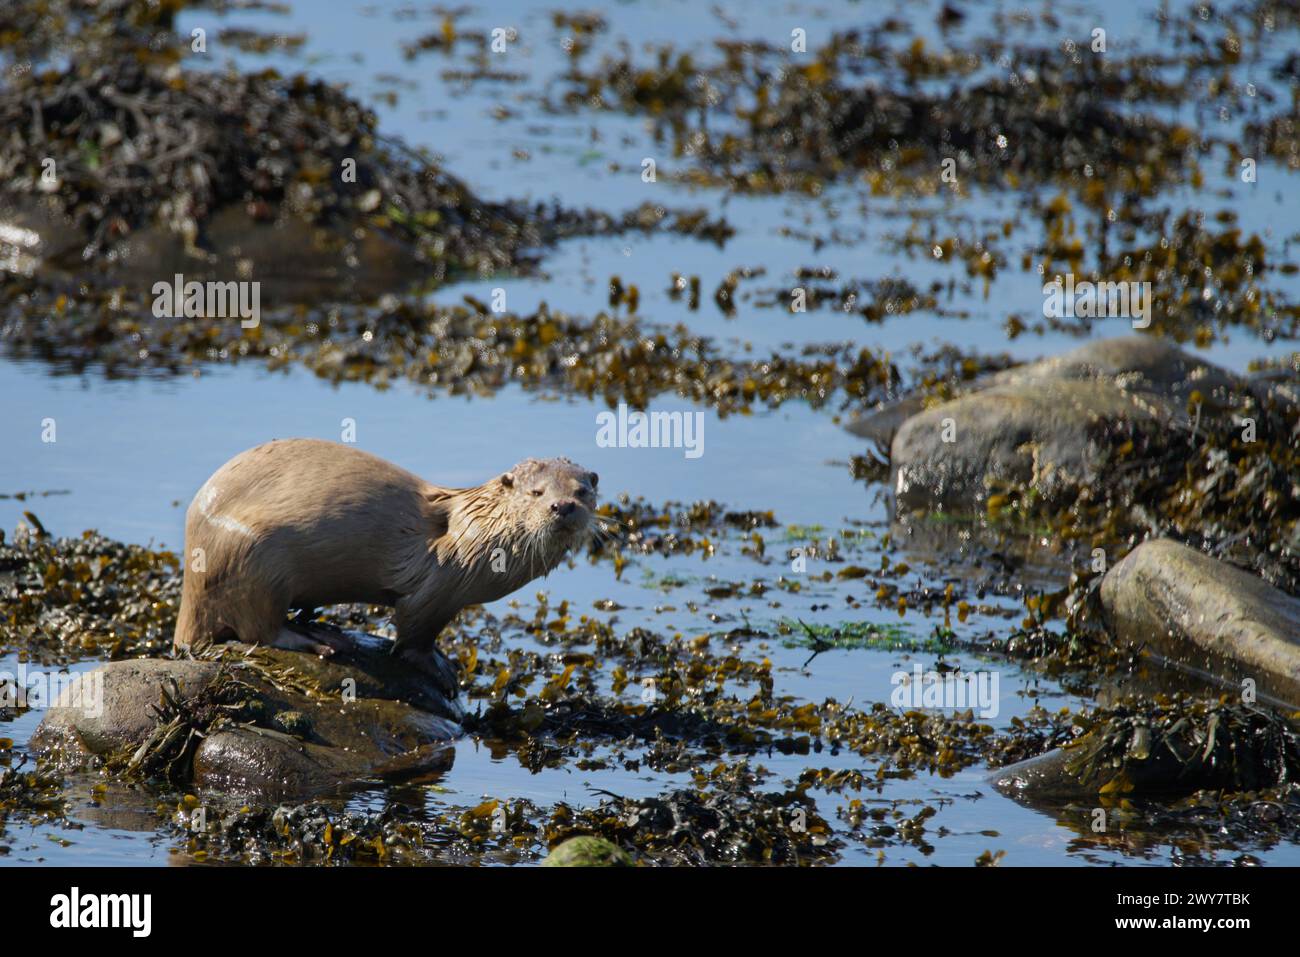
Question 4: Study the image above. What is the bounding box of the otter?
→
[173,439,598,686]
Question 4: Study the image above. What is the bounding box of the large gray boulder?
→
[1100,538,1300,708]
[849,336,1257,511]
[890,378,1166,509]
[33,659,221,756]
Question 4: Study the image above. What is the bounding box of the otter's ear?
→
[499,473,515,488]
[587,472,599,489]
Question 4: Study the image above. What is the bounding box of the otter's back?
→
[187,439,438,601]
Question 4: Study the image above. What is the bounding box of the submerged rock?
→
[542,836,634,867]
[32,637,462,800]
[1100,539,1300,708]
[990,739,1235,802]
[991,696,1300,802]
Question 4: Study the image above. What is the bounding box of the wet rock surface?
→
[32,639,462,800]
[890,378,1167,510]
[1100,539,1300,708]
[990,696,1300,802]
[853,336,1257,511]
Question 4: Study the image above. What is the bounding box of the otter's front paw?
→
[395,645,461,701]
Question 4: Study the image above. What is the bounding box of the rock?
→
[0,194,81,278]
[32,637,463,800]
[191,720,454,798]
[258,630,464,723]
[990,745,1126,801]
[1100,539,1300,708]
[990,696,1300,804]
[981,334,1242,404]
[891,378,1167,509]
[542,836,633,867]
[846,394,926,445]
[104,205,426,305]
[848,336,1255,511]
[32,659,221,757]
[989,738,1240,802]
[1,195,424,304]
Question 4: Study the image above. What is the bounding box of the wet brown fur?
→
[173,438,597,655]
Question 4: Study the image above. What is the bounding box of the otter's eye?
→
[587,472,599,489]
[531,488,544,497]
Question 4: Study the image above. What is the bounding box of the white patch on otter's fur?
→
[196,482,254,538]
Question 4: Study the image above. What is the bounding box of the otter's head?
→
[496,457,598,556]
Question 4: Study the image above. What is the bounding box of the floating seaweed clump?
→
[1057,784,1300,864]
[590,496,777,560]
[776,618,950,656]
[0,286,901,417]
[547,763,841,865]
[1090,211,1295,343]
[172,799,454,865]
[0,0,180,64]
[0,523,179,659]
[167,763,838,865]
[557,36,1205,197]
[984,704,1086,769]
[0,757,68,853]
[1245,108,1300,171]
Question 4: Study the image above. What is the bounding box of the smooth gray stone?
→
[1100,538,1300,708]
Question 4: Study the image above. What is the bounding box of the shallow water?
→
[2,0,1299,865]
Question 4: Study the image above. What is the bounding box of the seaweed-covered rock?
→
[34,658,220,756]
[889,378,1168,510]
[32,640,462,799]
[851,336,1268,511]
[0,57,534,300]
[1100,539,1300,708]
[991,697,1300,801]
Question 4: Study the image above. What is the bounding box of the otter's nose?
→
[551,501,578,518]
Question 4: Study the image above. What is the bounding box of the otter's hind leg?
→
[270,617,359,657]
